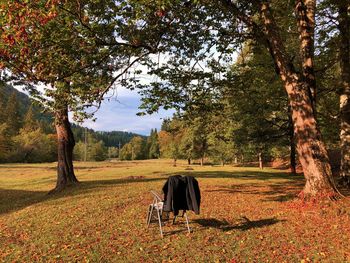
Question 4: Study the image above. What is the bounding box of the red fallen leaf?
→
[6,34,16,45]
[20,47,29,56]
[155,10,166,17]
[131,38,140,46]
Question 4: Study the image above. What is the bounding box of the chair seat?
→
[150,201,163,210]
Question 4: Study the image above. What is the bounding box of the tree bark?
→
[337,1,350,184]
[260,2,338,197]
[296,0,317,110]
[188,158,191,165]
[51,105,78,192]
[258,152,263,169]
[288,106,297,175]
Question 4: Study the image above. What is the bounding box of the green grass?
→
[1,160,350,262]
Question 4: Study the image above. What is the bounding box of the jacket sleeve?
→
[162,178,172,212]
[185,176,201,215]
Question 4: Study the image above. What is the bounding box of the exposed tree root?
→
[297,190,344,202]
[48,181,80,195]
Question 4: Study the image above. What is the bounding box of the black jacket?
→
[162,175,201,215]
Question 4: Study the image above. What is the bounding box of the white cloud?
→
[81,89,174,135]
[13,84,173,135]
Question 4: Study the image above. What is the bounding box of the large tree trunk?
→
[51,106,78,192]
[260,2,338,197]
[337,1,350,184]
[288,106,297,175]
[296,0,317,110]
[287,82,337,196]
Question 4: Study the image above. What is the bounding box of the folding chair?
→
[146,190,166,237]
[146,190,190,238]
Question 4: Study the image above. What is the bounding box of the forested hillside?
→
[0,83,148,163]
[72,125,145,148]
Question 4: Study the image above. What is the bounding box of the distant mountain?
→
[0,81,53,123]
[72,125,146,147]
[1,82,145,147]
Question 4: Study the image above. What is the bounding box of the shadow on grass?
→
[0,177,163,216]
[178,170,304,181]
[184,169,305,203]
[194,217,285,231]
[204,180,304,203]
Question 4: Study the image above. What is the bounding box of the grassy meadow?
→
[1,159,350,262]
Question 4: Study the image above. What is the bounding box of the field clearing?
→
[1,159,350,262]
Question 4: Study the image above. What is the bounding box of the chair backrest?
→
[150,190,162,203]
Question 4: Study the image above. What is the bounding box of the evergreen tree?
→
[146,129,153,158]
[148,129,160,159]
[5,92,22,136]
[23,105,38,132]
[0,99,5,124]
[0,82,6,125]
[0,123,12,162]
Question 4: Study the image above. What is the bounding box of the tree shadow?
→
[193,216,285,231]
[0,177,163,216]
[204,180,305,203]
[159,170,305,203]
[261,181,305,202]
[176,170,304,181]
[0,188,48,215]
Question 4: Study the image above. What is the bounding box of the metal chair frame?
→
[146,190,190,238]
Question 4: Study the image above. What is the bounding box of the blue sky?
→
[80,87,174,136]
[16,85,174,136]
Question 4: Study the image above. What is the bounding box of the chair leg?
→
[184,212,191,233]
[146,205,151,224]
[147,205,154,227]
[156,208,163,238]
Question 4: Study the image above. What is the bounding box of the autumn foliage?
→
[0,1,62,69]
